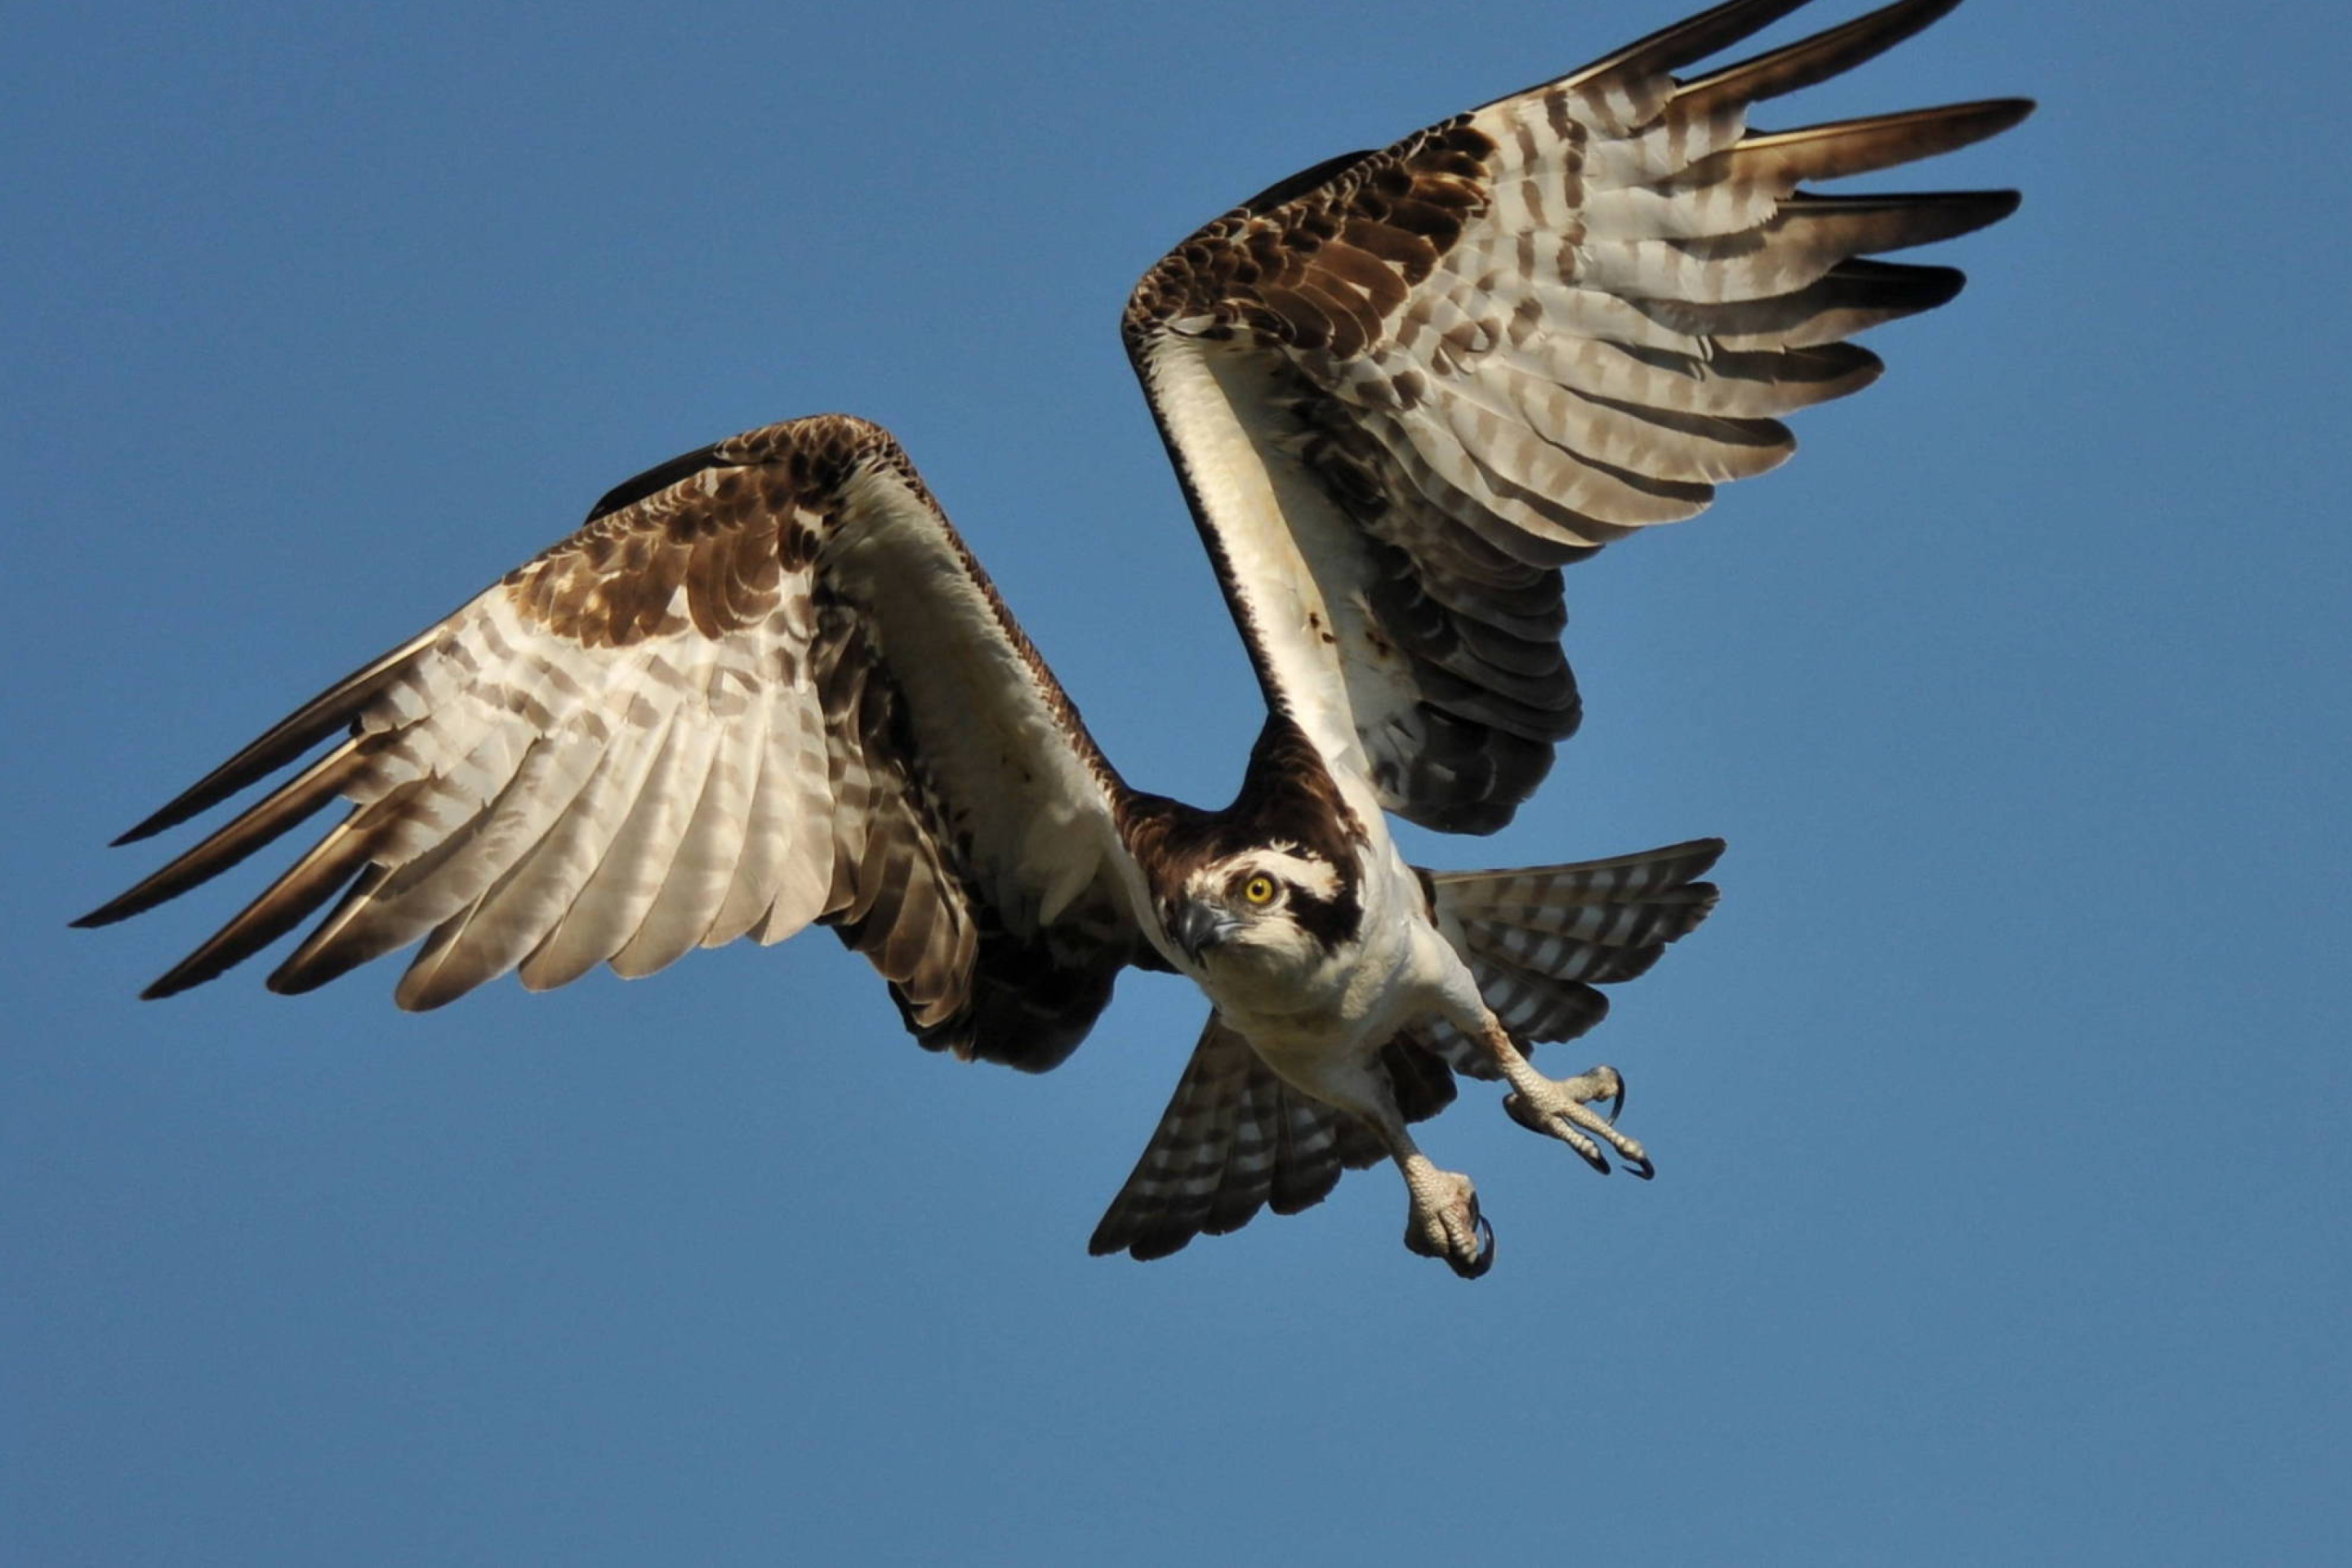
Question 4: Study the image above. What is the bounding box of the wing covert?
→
[1126,0,2029,832]
[82,415,1151,1071]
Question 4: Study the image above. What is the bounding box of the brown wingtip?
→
[139,958,221,1001]
[1981,96,2038,133]
[100,632,435,851]
[126,824,378,1000]
[79,744,368,932]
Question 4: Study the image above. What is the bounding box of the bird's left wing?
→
[82,415,1154,1071]
[1126,0,2029,831]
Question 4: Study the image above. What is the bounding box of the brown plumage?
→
[82,417,1150,1071]
[84,0,2026,1275]
[1127,0,2026,835]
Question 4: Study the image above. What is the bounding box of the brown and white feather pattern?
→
[84,1,2028,1271]
[81,415,1152,1071]
[1128,0,2029,833]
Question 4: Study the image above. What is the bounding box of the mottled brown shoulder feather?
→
[1125,120,1497,361]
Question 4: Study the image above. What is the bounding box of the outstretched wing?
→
[1126,0,2029,832]
[82,415,1153,1071]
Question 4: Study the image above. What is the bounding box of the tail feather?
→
[1466,924,1675,985]
[1090,1017,1459,1263]
[1421,836,1722,1078]
[1430,836,1723,918]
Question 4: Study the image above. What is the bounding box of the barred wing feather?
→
[1127,0,2029,832]
[80,416,1151,1072]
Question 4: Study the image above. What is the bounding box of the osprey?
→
[81,0,2025,1276]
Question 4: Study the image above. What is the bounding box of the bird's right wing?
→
[82,415,1154,1072]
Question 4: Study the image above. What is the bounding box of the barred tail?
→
[1087,1012,1455,1263]
[1418,837,1723,1076]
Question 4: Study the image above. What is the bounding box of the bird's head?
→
[1160,840,1361,975]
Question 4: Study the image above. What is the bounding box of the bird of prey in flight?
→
[81,0,2027,1276]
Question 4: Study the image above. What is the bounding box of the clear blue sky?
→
[10,2,2346,1561]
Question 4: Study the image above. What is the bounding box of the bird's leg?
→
[1477,1014,1652,1178]
[1362,1102,1493,1279]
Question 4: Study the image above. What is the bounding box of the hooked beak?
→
[1173,902,1238,964]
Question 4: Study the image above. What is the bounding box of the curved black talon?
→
[1458,1214,1496,1280]
[1623,1151,1655,1181]
[1609,1076,1626,1121]
[1575,1142,1611,1177]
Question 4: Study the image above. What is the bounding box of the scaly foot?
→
[1502,1065,1653,1178]
[1401,1166,1494,1278]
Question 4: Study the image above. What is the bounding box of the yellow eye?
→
[1242,875,1277,906]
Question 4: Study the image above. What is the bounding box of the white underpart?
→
[1143,335,1403,779]
[1144,336,1495,1117]
[831,468,1130,924]
[1227,831,1485,1126]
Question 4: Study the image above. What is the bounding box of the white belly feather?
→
[1189,804,1481,1118]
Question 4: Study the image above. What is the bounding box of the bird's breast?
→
[1196,900,1429,1063]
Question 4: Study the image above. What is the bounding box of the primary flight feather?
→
[83,0,2028,1276]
